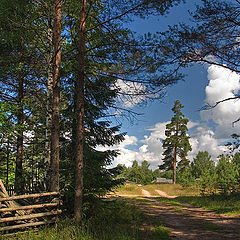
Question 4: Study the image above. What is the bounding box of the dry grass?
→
[114,183,143,195]
[146,184,200,197]
[115,183,200,197]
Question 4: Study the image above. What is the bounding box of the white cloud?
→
[113,79,160,108]
[113,79,147,108]
[188,125,227,162]
[201,65,240,139]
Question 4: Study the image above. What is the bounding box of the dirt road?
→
[124,189,240,240]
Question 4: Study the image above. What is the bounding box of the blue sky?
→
[100,0,240,169]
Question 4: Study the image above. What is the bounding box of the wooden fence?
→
[5,185,14,197]
[0,187,61,236]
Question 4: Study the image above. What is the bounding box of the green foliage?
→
[191,151,215,178]
[216,155,239,195]
[177,167,195,187]
[119,160,155,185]
[178,194,240,216]
[198,167,217,196]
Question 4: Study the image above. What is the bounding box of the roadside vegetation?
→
[116,182,240,217]
[1,199,170,240]
[177,194,240,216]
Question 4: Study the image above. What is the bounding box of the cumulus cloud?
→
[188,125,227,162]
[113,79,160,108]
[113,79,147,108]
[201,65,240,139]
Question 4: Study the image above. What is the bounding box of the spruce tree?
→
[159,100,192,184]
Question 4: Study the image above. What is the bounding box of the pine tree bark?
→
[173,145,177,184]
[74,0,86,222]
[49,0,62,192]
[15,43,24,194]
[45,11,54,190]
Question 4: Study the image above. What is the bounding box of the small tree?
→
[216,155,239,195]
[191,151,215,179]
[177,166,195,187]
[199,168,217,196]
[159,100,192,184]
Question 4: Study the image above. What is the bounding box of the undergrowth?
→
[177,193,240,215]
[1,199,170,240]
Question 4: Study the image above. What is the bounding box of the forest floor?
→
[116,188,240,240]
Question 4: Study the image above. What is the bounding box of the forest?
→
[1,0,240,239]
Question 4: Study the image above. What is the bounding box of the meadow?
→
[2,183,240,239]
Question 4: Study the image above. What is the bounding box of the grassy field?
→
[1,199,170,240]
[177,194,240,216]
[116,183,240,216]
[115,183,200,197]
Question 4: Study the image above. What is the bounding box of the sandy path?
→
[141,189,152,197]
[155,189,177,199]
[133,197,240,240]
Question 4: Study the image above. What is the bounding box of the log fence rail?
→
[0,180,61,235]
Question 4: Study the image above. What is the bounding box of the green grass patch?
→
[115,183,143,195]
[152,225,171,240]
[151,184,199,197]
[2,198,170,240]
[155,197,185,207]
[177,194,240,216]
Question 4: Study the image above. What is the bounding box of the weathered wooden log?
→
[0,219,56,231]
[0,202,58,213]
[0,180,8,195]
[0,192,59,202]
[0,180,25,216]
[0,210,61,223]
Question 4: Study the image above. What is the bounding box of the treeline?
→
[118,151,240,196]
[118,160,156,185]
[178,151,240,196]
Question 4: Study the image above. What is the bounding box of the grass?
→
[155,197,185,207]
[115,183,143,195]
[152,225,171,240]
[1,199,170,240]
[115,183,240,216]
[177,194,240,216]
[145,184,199,197]
[115,183,200,197]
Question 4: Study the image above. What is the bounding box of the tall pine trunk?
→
[49,0,61,192]
[74,0,86,221]
[173,121,179,184]
[173,146,177,184]
[45,11,54,190]
[15,43,24,193]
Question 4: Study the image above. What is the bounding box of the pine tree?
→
[159,100,192,184]
[191,151,215,179]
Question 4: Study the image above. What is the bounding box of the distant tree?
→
[128,160,142,184]
[124,160,154,185]
[159,100,192,184]
[216,155,239,195]
[191,151,215,179]
[177,166,195,187]
[141,160,154,185]
[198,167,217,196]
